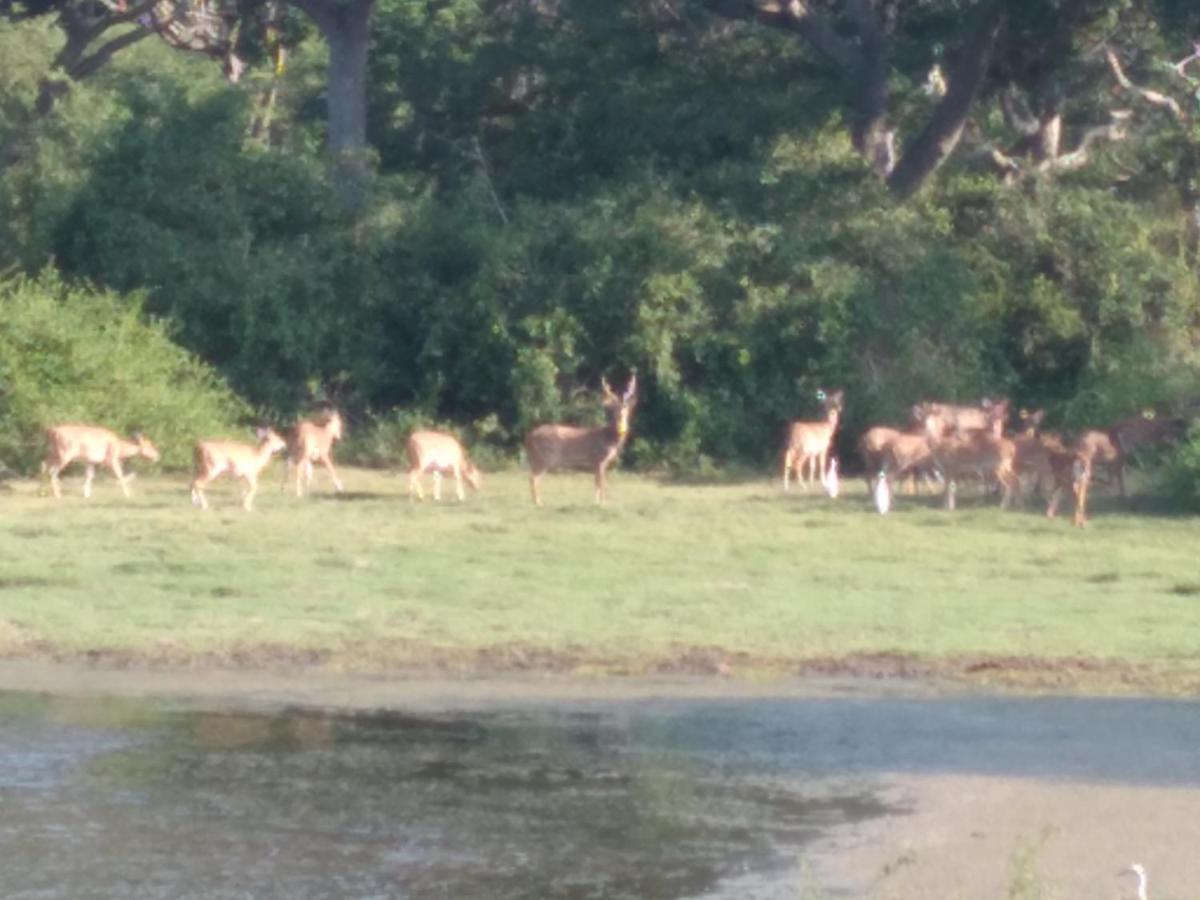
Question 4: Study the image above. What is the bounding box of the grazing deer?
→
[43,425,160,499]
[782,389,845,491]
[406,430,482,502]
[283,409,345,497]
[1104,410,1187,498]
[525,373,637,506]
[191,428,288,511]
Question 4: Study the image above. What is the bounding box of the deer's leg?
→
[82,464,96,499]
[1115,457,1127,500]
[529,471,544,507]
[242,475,259,512]
[110,456,131,498]
[781,449,793,491]
[321,454,344,493]
[453,465,465,502]
[408,467,423,501]
[302,459,315,497]
[594,464,606,505]
[432,471,443,502]
[47,460,65,500]
[191,472,211,510]
[1074,476,1089,528]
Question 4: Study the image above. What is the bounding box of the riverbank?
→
[3,468,1200,695]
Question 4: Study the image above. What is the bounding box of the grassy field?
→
[1,464,1199,692]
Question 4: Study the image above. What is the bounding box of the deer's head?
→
[817,388,845,421]
[601,372,638,439]
[131,431,160,463]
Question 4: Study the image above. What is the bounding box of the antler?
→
[600,376,618,402]
[623,369,638,401]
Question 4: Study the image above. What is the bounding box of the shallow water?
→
[3,689,1200,899]
[0,692,888,899]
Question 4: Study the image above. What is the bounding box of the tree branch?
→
[1105,46,1185,122]
[70,25,152,80]
[700,0,857,71]
[887,0,1005,197]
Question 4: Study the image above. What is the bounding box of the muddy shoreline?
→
[1,641,1198,700]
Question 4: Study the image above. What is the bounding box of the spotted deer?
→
[861,425,938,495]
[283,409,345,497]
[406,430,482,502]
[782,389,844,492]
[525,373,637,506]
[922,406,1018,510]
[191,428,288,511]
[913,397,1010,438]
[1103,410,1187,498]
[43,425,160,499]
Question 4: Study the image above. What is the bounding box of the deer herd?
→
[37,374,1189,526]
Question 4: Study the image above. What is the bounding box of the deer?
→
[878,431,938,498]
[406,430,482,502]
[283,409,345,497]
[920,406,1017,510]
[913,396,1011,439]
[191,428,288,511]
[1031,444,1092,527]
[1104,409,1187,498]
[782,389,845,492]
[860,425,939,495]
[525,373,637,507]
[43,425,160,499]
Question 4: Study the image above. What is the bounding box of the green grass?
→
[1,465,1199,690]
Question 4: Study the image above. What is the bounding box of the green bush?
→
[0,272,248,473]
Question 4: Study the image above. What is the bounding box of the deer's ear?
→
[255,426,270,440]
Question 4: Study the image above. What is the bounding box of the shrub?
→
[0,272,248,473]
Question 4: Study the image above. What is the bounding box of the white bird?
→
[822,457,840,499]
[1119,863,1148,900]
[873,471,891,515]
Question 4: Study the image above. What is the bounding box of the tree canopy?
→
[2,0,1200,486]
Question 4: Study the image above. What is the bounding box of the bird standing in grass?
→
[1119,863,1148,900]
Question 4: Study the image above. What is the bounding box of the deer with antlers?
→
[525,373,637,507]
[782,389,844,492]
[283,409,345,497]
[191,428,288,511]
[406,430,482,502]
[43,424,160,499]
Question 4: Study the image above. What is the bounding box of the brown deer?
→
[1039,446,1092,527]
[879,431,938,496]
[914,397,1010,438]
[1104,410,1187,498]
[525,373,637,506]
[861,425,938,495]
[191,428,288,511]
[782,389,844,491]
[406,430,482,502]
[43,425,160,499]
[283,409,345,497]
[923,411,1018,510]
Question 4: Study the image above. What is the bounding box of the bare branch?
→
[1039,111,1131,173]
[1105,46,1185,122]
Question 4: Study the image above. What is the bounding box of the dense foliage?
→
[0,272,248,471]
[2,1,1200,486]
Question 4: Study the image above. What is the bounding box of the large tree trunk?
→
[293,0,374,213]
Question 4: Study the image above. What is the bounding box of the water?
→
[4,688,1200,899]
[0,693,887,899]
